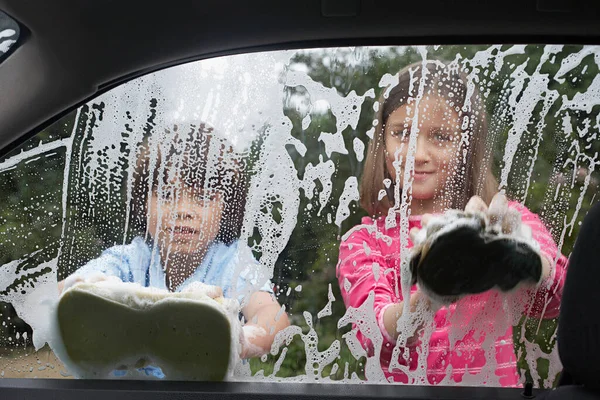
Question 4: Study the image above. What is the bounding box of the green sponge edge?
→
[57,286,232,381]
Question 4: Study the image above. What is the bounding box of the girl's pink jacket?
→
[337,202,567,386]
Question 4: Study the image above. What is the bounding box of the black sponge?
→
[409,211,542,305]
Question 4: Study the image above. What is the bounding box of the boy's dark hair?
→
[129,122,247,245]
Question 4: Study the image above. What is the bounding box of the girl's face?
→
[384,95,461,203]
[147,180,224,257]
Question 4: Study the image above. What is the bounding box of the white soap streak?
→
[338,291,385,382]
[269,312,341,381]
[232,52,308,288]
[317,283,335,319]
[372,262,380,282]
[0,110,82,352]
[0,28,16,39]
[242,122,301,279]
[499,46,563,190]
[343,277,351,293]
[362,241,371,256]
[560,145,599,238]
[270,325,303,355]
[302,114,312,130]
[379,72,401,100]
[0,255,37,292]
[329,363,339,377]
[335,176,359,227]
[342,329,367,359]
[0,29,16,53]
[285,69,375,158]
[0,255,59,350]
[554,45,600,84]
[353,138,365,162]
[562,73,600,114]
[272,347,288,376]
[397,48,428,325]
[0,137,72,173]
[465,45,527,81]
[301,158,335,216]
[66,106,93,234]
[524,90,559,202]
[524,336,561,388]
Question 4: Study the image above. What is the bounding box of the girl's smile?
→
[413,170,435,182]
[384,95,461,214]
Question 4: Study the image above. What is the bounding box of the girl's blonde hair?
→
[360,61,498,216]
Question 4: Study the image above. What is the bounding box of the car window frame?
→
[3,2,600,398]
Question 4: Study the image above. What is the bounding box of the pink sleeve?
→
[337,219,401,344]
[510,202,568,319]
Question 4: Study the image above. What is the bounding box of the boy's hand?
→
[239,324,267,359]
[59,272,116,294]
[181,281,223,299]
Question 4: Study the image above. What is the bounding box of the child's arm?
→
[381,291,427,343]
[511,202,567,319]
[338,222,424,346]
[240,291,290,358]
[58,239,144,293]
[465,195,566,318]
[58,273,113,293]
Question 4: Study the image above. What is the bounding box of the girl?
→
[337,61,567,386]
[60,122,289,377]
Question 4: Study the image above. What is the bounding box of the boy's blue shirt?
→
[74,236,273,378]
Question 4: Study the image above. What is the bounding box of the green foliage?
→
[1,45,599,387]
[250,46,599,386]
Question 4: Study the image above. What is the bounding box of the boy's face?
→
[147,180,225,257]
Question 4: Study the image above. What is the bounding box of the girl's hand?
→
[464,193,522,235]
[487,193,522,235]
[409,213,432,243]
[409,193,551,300]
[409,194,514,242]
[469,193,552,281]
[465,195,488,214]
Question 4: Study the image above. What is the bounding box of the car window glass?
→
[0,45,598,387]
